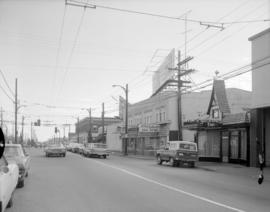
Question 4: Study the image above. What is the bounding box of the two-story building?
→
[249,28,270,167]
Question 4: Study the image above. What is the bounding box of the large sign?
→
[152,49,175,94]
[138,124,159,133]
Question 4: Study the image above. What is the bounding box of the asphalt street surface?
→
[7,148,270,212]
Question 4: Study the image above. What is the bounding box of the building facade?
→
[249,28,270,167]
[76,117,121,144]
[185,80,250,165]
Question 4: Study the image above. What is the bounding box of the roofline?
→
[248,28,270,41]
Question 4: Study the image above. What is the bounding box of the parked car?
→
[72,143,84,154]
[4,144,30,188]
[45,143,66,157]
[83,143,109,158]
[0,155,19,212]
[78,144,85,155]
[156,141,198,167]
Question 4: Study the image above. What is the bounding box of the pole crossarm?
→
[177,56,193,66]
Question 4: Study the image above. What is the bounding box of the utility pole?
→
[21,116,24,144]
[85,108,92,143]
[0,107,3,129]
[169,51,195,140]
[77,117,80,143]
[30,121,33,144]
[102,102,104,143]
[112,83,128,155]
[15,78,18,143]
[125,84,128,155]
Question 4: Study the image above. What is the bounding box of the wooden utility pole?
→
[87,108,92,143]
[77,117,80,143]
[102,103,104,143]
[21,116,24,144]
[170,51,195,140]
[0,107,3,129]
[15,78,18,144]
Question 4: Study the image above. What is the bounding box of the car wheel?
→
[17,179,25,188]
[169,158,177,167]
[7,193,14,208]
[25,172,29,178]
[189,161,195,168]
[157,155,163,165]
[103,155,107,159]
[63,153,66,157]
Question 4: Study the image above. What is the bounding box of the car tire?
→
[7,193,13,208]
[189,161,195,168]
[17,179,25,188]
[25,171,29,178]
[169,157,177,167]
[63,153,66,157]
[157,155,163,165]
[103,155,107,159]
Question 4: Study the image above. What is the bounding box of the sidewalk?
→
[111,151,270,181]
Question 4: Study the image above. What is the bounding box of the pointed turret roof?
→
[207,80,231,115]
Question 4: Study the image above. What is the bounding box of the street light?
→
[112,84,128,156]
[81,108,94,143]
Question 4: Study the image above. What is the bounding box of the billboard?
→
[152,49,175,94]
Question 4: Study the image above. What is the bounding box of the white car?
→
[0,155,19,212]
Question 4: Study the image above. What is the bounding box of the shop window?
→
[212,109,219,119]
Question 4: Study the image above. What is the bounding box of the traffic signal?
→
[34,119,41,126]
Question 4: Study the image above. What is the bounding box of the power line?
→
[0,83,14,103]
[56,6,86,101]
[0,69,15,96]
[177,0,252,50]
[67,0,270,27]
[50,3,68,104]
[188,2,266,54]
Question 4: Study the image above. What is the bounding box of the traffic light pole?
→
[15,78,18,144]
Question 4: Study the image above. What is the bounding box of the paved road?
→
[7,148,270,212]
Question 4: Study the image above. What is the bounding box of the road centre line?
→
[93,160,246,212]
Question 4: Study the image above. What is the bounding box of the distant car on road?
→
[156,141,198,167]
[0,155,19,212]
[45,143,66,157]
[83,143,109,158]
[4,144,30,188]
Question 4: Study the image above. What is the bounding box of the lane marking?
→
[93,160,246,212]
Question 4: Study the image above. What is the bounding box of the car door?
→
[22,147,30,172]
[0,156,12,210]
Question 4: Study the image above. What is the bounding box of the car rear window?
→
[179,143,197,151]
[93,143,106,148]
[4,146,24,157]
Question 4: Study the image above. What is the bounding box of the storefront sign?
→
[138,124,159,133]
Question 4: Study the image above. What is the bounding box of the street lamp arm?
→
[112,84,126,92]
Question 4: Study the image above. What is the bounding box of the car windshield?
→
[179,143,197,151]
[4,146,24,157]
[48,144,62,148]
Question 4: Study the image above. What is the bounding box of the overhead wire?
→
[67,0,270,26]
[50,3,68,104]
[56,6,86,101]
[0,69,15,96]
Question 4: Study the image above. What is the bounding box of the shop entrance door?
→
[222,131,229,162]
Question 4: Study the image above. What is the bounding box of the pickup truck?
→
[156,141,198,167]
[0,155,19,212]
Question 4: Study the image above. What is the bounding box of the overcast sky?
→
[0,0,269,141]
